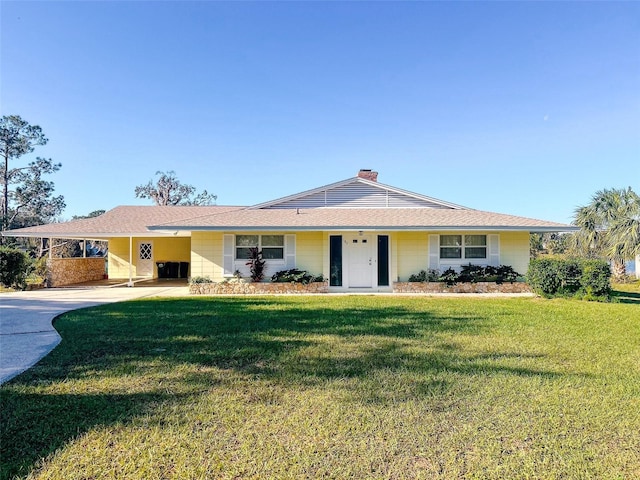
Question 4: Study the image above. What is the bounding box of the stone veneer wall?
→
[47,258,106,287]
[393,281,531,294]
[190,281,530,295]
[190,281,329,295]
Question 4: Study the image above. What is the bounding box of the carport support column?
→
[128,236,134,287]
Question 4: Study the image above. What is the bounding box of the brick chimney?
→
[357,169,378,182]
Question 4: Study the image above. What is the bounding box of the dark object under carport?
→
[166,262,179,278]
[179,262,189,278]
[156,262,169,278]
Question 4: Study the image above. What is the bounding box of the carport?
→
[0,206,203,287]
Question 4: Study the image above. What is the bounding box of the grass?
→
[1,295,639,479]
[612,280,640,304]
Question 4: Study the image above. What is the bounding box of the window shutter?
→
[223,234,234,276]
[488,234,500,266]
[285,234,296,270]
[428,235,439,271]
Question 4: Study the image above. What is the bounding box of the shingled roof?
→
[2,173,575,238]
[148,207,571,232]
[1,206,242,239]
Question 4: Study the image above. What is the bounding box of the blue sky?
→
[1,1,638,224]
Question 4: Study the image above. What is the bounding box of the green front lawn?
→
[1,296,639,479]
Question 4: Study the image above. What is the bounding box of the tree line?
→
[530,187,639,278]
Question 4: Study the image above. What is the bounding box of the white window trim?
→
[235,234,285,261]
[439,234,488,260]
[227,234,295,278]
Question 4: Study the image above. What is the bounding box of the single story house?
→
[3,170,573,291]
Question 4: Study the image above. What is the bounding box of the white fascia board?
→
[249,176,469,210]
[1,232,113,241]
[106,232,192,237]
[1,231,191,239]
[248,177,359,209]
[529,226,580,233]
[368,180,469,209]
[161,225,576,232]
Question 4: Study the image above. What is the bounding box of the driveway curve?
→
[0,286,188,385]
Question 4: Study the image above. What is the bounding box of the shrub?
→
[189,276,213,284]
[458,264,485,283]
[439,267,459,286]
[495,265,520,284]
[23,256,48,287]
[408,270,427,282]
[527,258,561,295]
[407,269,440,282]
[408,265,521,285]
[272,269,324,284]
[527,257,611,300]
[246,248,266,282]
[580,259,612,297]
[0,247,33,290]
[556,258,582,295]
[32,256,48,279]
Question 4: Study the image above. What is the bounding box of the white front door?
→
[137,241,154,277]
[347,235,373,288]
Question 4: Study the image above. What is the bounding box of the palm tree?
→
[572,187,640,278]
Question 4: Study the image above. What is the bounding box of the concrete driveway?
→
[0,285,188,385]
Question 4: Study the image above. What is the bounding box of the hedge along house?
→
[3,170,572,290]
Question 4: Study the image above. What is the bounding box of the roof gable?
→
[251,177,467,210]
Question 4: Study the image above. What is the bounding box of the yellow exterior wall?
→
[498,231,530,275]
[191,231,224,280]
[295,232,324,276]
[191,231,325,282]
[392,231,530,281]
[107,237,190,279]
[425,231,530,274]
[154,237,191,263]
[107,238,131,279]
[394,232,429,282]
[108,231,530,282]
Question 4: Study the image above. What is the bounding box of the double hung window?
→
[440,235,463,259]
[235,235,284,260]
[464,235,487,259]
[440,235,487,260]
